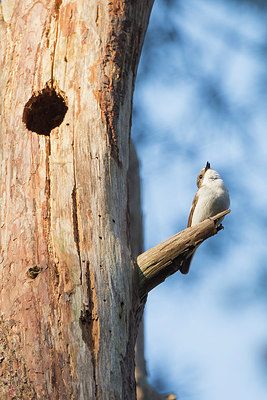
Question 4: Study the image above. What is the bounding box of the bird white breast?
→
[191,179,230,226]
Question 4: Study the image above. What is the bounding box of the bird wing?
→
[187,192,198,227]
[183,191,200,273]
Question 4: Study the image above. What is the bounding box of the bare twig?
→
[137,209,231,298]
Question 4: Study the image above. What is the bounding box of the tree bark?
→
[0,1,153,399]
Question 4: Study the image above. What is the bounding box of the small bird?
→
[180,162,230,274]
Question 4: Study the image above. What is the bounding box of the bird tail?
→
[180,251,195,274]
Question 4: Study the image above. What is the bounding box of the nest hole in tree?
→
[22,81,68,136]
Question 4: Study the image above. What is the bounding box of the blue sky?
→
[133,0,267,398]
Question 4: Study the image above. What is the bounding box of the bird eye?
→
[199,174,203,179]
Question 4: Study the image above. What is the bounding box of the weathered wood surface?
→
[0,1,154,399]
[138,209,231,298]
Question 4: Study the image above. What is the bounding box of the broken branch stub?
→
[137,209,231,298]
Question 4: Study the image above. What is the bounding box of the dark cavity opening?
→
[22,81,68,136]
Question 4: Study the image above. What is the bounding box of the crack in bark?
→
[71,121,83,284]
[51,0,62,83]
[71,186,81,261]
[54,0,62,15]
[44,136,54,264]
[79,262,100,400]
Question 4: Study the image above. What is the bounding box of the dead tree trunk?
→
[0,1,154,399]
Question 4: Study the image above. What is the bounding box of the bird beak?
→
[205,161,210,171]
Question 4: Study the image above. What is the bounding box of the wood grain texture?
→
[0,1,154,399]
[138,209,231,298]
